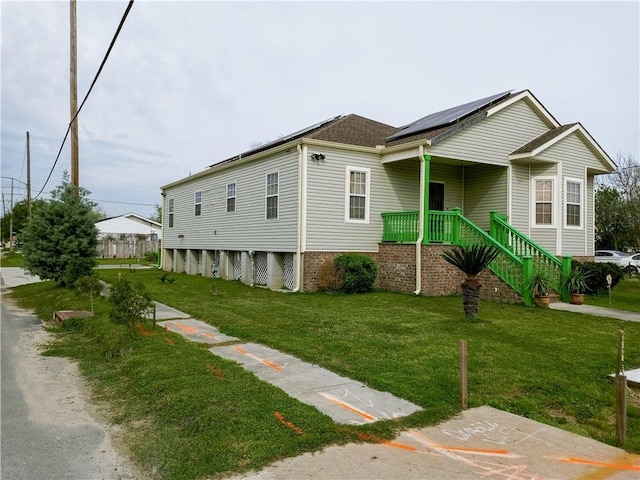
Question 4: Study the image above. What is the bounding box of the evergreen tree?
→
[21,174,99,287]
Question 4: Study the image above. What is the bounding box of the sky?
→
[1,0,638,219]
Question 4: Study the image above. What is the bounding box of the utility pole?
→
[9,178,14,251]
[70,0,79,193]
[26,131,31,217]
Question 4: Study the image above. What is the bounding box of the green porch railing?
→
[381,211,419,243]
[489,211,571,302]
[380,209,527,301]
[450,208,527,302]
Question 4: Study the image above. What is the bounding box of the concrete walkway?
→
[549,302,640,322]
[157,318,422,424]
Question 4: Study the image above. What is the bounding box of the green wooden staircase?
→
[381,209,571,305]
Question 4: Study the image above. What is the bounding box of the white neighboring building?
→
[96,213,161,258]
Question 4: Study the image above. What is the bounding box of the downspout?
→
[160,190,166,270]
[414,145,426,295]
[293,144,306,292]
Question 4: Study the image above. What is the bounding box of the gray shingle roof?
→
[511,123,578,155]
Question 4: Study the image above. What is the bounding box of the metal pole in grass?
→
[459,340,468,409]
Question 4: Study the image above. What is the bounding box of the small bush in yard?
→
[574,260,624,293]
[108,277,154,331]
[334,254,377,293]
[317,258,344,292]
[75,275,104,313]
[143,250,158,263]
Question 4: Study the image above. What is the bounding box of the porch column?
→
[422,154,431,244]
[561,256,572,303]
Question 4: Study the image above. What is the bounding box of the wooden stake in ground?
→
[615,375,627,446]
[459,340,468,409]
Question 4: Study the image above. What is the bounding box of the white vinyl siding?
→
[430,163,463,211]
[428,100,550,166]
[463,164,507,230]
[306,146,415,252]
[162,150,298,251]
[345,166,370,223]
[537,131,602,255]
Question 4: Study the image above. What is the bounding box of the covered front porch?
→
[378,154,571,305]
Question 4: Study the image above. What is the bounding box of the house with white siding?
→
[96,213,161,259]
[160,90,615,304]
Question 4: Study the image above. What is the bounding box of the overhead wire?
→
[34,0,135,200]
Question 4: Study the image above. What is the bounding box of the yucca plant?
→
[442,244,500,319]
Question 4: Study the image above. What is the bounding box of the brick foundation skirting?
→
[303,245,522,303]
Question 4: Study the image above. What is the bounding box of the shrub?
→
[144,250,158,262]
[333,254,377,293]
[108,278,154,330]
[573,260,624,294]
[317,258,343,292]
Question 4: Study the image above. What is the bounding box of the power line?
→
[34,0,135,200]
[89,198,157,207]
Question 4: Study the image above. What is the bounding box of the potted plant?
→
[564,265,590,305]
[529,270,551,308]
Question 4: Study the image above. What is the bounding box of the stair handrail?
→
[490,211,570,301]
[450,208,528,302]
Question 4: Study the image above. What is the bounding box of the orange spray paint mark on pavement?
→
[559,457,640,471]
[274,412,304,435]
[262,359,283,372]
[201,332,217,340]
[234,346,246,355]
[430,444,510,456]
[318,392,376,422]
[173,322,198,334]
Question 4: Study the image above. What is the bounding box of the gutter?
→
[414,145,425,295]
[293,144,307,292]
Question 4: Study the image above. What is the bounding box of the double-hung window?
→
[534,178,553,226]
[226,182,236,213]
[168,199,174,228]
[266,172,278,220]
[345,167,370,223]
[194,191,202,216]
[565,179,582,228]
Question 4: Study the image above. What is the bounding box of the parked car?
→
[594,250,631,269]
[626,253,640,273]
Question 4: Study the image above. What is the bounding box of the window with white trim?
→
[168,198,174,228]
[534,179,553,225]
[565,179,582,228]
[266,172,278,219]
[226,182,236,213]
[194,191,202,216]
[345,167,370,223]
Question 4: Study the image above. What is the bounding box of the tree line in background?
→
[595,153,640,252]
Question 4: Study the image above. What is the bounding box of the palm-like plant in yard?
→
[442,244,501,319]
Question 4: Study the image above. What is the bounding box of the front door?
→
[429,182,444,211]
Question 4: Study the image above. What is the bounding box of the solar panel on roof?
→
[387,91,512,141]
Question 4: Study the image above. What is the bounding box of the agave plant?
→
[442,244,500,319]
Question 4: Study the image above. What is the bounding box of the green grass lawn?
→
[9,270,640,480]
[0,250,24,267]
[585,277,640,312]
